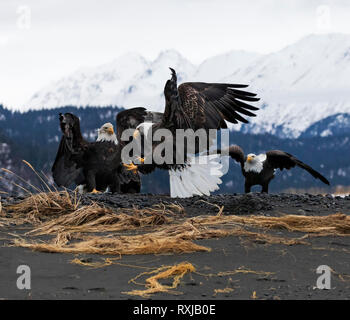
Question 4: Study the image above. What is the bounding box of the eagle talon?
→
[133,129,140,139]
[123,162,138,174]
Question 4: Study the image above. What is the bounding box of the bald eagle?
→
[52,110,143,193]
[221,145,330,193]
[96,122,117,143]
[124,68,260,197]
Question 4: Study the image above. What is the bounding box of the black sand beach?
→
[1,193,350,300]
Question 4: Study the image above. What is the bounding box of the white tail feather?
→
[169,154,223,198]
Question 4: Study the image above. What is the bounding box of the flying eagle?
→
[124,68,260,197]
[52,110,142,193]
[221,145,330,193]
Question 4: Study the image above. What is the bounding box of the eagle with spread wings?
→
[123,68,260,197]
[219,145,330,193]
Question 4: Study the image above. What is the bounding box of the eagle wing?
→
[144,111,163,124]
[159,71,259,159]
[116,108,148,145]
[52,134,85,187]
[176,82,260,130]
[266,150,330,185]
[227,145,245,165]
[213,145,245,165]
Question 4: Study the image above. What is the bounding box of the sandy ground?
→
[1,193,350,300]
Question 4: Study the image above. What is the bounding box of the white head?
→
[133,122,154,139]
[244,153,267,173]
[97,122,117,144]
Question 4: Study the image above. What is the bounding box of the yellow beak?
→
[133,129,140,139]
[107,127,114,135]
[247,156,253,162]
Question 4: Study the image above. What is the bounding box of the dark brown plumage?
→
[129,68,260,174]
[162,68,260,132]
[52,110,147,193]
[123,68,260,198]
[52,113,86,187]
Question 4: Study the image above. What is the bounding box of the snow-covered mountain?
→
[301,113,350,138]
[26,34,350,138]
[194,50,260,82]
[28,53,149,108]
[116,50,196,109]
[27,50,196,111]
[26,48,260,111]
[229,33,350,137]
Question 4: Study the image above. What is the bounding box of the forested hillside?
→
[0,105,349,195]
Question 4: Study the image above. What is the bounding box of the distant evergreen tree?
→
[0,104,349,194]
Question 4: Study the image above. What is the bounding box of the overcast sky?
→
[0,0,349,108]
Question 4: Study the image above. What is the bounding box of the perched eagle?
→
[221,145,330,193]
[52,111,142,193]
[96,122,117,143]
[124,68,260,197]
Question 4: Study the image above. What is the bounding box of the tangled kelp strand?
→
[123,262,196,297]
